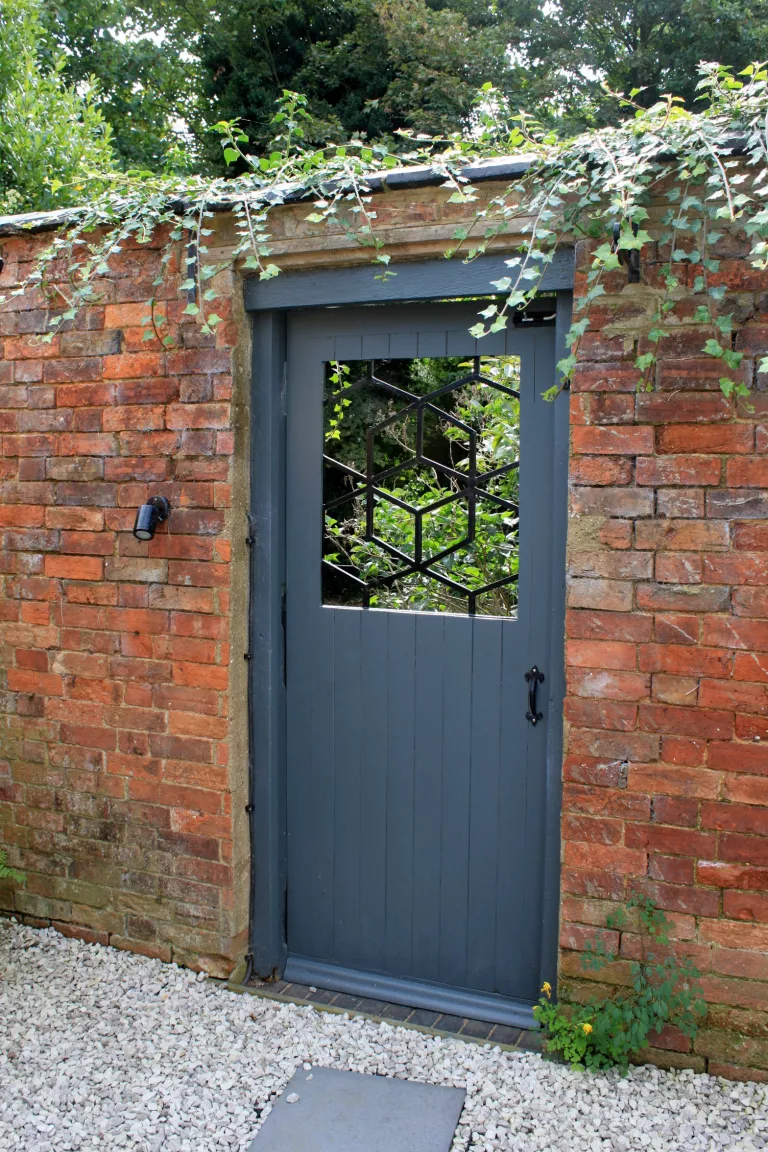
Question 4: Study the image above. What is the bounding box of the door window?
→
[322,355,521,617]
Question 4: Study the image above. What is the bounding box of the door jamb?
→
[246,253,573,999]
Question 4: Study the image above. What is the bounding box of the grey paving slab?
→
[250,1066,465,1152]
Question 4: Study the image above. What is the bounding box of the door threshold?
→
[282,956,537,1030]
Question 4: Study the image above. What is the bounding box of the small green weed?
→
[0,849,23,884]
[534,895,706,1071]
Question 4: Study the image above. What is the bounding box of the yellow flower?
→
[541,982,552,996]
[582,1023,593,1034]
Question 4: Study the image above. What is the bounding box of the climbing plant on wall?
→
[2,62,768,396]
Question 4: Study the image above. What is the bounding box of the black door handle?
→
[525,666,545,726]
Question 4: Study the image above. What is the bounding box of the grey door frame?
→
[245,252,573,1009]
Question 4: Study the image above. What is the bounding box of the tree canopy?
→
[0,0,116,214]
[23,0,768,178]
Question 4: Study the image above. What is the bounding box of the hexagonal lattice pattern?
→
[323,356,520,616]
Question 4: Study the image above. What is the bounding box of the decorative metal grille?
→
[323,356,521,617]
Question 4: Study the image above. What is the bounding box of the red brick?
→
[701,801,768,836]
[638,703,733,739]
[635,521,730,551]
[636,584,729,613]
[639,644,731,677]
[724,774,768,806]
[568,456,632,485]
[703,554,766,585]
[566,639,637,670]
[655,553,702,584]
[570,488,654,517]
[102,405,165,432]
[568,551,653,580]
[568,578,632,611]
[165,349,231,375]
[708,741,768,775]
[733,523,768,551]
[657,358,751,392]
[625,823,716,856]
[657,425,754,455]
[103,353,164,379]
[648,854,695,885]
[704,617,768,652]
[572,425,654,455]
[732,589,768,619]
[644,453,727,486]
[563,842,647,875]
[636,391,732,424]
[720,833,768,867]
[568,667,650,701]
[654,614,699,645]
[700,678,768,715]
[6,669,64,696]
[571,363,639,392]
[629,763,719,799]
[165,404,230,431]
[566,609,653,643]
[727,457,768,487]
[44,555,104,581]
[167,561,230,588]
[698,860,768,890]
[661,736,707,766]
[43,357,102,383]
[723,891,768,921]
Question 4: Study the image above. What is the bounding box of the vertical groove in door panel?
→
[494,621,533,997]
[465,621,503,993]
[411,615,445,983]
[358,611,389,972]
[385,612,417,976]
[437,622,473,990]
[309,585,336,961]
[333,609,362,963]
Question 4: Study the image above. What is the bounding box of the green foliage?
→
[323,356,521,614]
[4,64,768,403]
[0,0,117,214]
[0,850,23,885]
[38,0,196,172]
[38,0,768,174]
[533,896,706,1071]
[41,0,521,174]
[518,0,768,133]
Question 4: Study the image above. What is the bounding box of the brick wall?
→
[0,225,250,976]
[3,199,768,1077]
[562,236,768,1080]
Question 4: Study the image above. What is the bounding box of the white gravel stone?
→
[1,919,766,1152]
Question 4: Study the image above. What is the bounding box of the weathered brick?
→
[636,391,732,424]
[567,578,633,611]
[572,425,654,455]
[635,520,730,551]
[637,455,722,487]
[708,490,768,520]
[657,424,754,455]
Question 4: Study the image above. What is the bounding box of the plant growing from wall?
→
[2,63,768,399]
[534,895,706,1071]
[0,850,23,885]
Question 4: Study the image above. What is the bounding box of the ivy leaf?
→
[702,338,724,358]
[183,303,200,316]
[223,148,239,165]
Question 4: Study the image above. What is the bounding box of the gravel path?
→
[0,920,766,1152]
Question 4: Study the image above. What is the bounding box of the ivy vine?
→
[2,62,768,397]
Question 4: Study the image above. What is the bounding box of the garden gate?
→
[247,256,572,1026]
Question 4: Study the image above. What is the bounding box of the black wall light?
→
[133,495,171,541]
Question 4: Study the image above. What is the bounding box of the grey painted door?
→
[284,302,560,1021]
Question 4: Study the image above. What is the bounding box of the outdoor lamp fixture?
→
[133,495,171,541]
